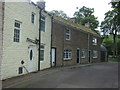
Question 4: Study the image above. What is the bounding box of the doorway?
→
[88,50,91,63]
[28,46,35,72]
[77,48,80,64]
[51,48,56,67]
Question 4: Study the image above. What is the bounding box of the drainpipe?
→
[50,16,53,67]
[38,8,42,71]
[88,33,90,63]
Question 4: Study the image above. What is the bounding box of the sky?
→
[32,0,112,26]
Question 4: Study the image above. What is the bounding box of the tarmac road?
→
[3,62,119,88]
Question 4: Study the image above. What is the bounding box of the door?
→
[88,50,91,63]
[77,48,80,64]
[52,48,56,67]
[28,46,35,72]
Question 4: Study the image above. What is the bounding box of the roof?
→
[53,16,100,37]
[101,45,107,51]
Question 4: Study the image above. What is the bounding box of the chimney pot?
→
[37,0,46,10]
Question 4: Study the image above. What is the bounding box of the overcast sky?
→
[32,0,112,25]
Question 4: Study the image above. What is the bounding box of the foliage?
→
[100,1,120,57]
[102,36,113,55]
[102,35,120,56]
[108,57,118,62]
[49,10,69,20]
[73,6,99,30]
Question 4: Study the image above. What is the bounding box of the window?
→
[92,37,97,45]
[18,67,23,74]
[41,15,45,32]
[13,21,21,42]
[40,45,45,61]
[66,29,71,40]
[93,50,98,58]
[81,49,85,58]
[64,50,72,60]
[31,13,35,24]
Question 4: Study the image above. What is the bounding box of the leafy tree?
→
[102,36,113,55]
[49,10,69,20]
[100,1,120,57]
[73,6,99,30]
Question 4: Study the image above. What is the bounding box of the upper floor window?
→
[92,37,97,45]
[13,21,21,42]
[40,45,45,61]
[41,15,45,32]
[81,49,85,58]
[31,12,35,24]
[64,50,72,60]
[93,50,98,58]
[66,29,71,40]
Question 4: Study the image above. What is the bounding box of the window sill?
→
[93,57,98,59]
[66,39,70,41]
[64,58,72,60]
[40,60,44,62]
[81,57,85,59]
[93,44,97,45]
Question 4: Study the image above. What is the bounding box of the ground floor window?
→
[18,67,23,74]
[81,49,86,58]
[93,50,98,58]
[64,50,72,60]
[40,45,45,61]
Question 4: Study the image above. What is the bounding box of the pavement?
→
[2,62,112,88]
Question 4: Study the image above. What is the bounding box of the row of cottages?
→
[51,16,101,67]
[0,0,101,80]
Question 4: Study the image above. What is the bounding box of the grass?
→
[108,57,119,62]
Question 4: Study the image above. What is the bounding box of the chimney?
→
[85,22,90,28]
[37,0,46,10]
[70,18,77,24]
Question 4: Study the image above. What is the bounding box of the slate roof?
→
[53,16,100,37]
[101,45,107,51]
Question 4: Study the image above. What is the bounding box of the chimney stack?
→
[70,18,77,24]
[37,0,46,10]
[85,22,90,28]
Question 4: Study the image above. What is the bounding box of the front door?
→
[77,48,80,64]
[88,50,91,63]
[28,46,35,72]
[51,48,56,67]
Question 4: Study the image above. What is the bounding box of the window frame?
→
[64,50,72,60]
[66,29,71,40]
[40,44,45,61]
[81,49,86,58]
[92,37,97,45]
[31,12,35,24]
[13,21,21,43]
[93,50,98,58]
[41,15,46,32]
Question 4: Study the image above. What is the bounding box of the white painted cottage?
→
[0,0,52,80]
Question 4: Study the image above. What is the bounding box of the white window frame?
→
[31,12,35,24]
[93,50,98,58]
[92,37,97,45]
[41,15,46,32]
[13,21,21,43]
[40,44,45,61]
[81,49,86,58]
[64,50,72,60]
[66,29,71,40]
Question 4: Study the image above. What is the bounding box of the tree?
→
[100,1,120,57]
[49,10,69,20]
[73,6,99,30]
